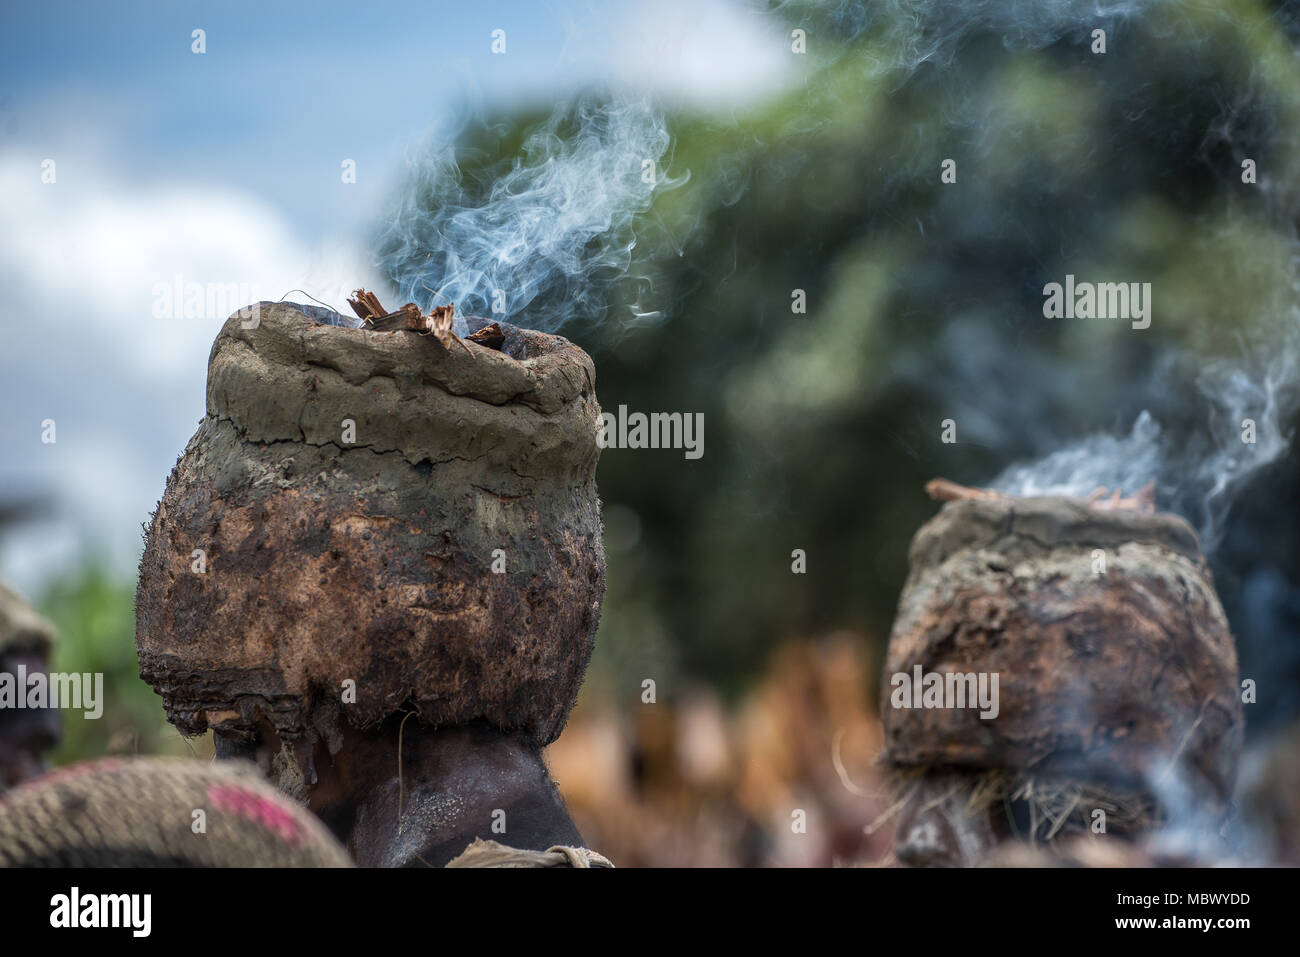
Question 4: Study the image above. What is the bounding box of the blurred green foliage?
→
[416,0,1300,700]
[39,562,199,765]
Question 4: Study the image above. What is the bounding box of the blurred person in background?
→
[0,581,60,792]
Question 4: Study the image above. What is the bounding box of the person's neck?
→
[310,721,585,867]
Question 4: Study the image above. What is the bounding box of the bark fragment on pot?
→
[136,302,605,749]
[882,495,1243,846]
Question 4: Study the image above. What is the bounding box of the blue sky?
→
[1,1,788,229]
[0,0,790,596]
[3,1,632,232]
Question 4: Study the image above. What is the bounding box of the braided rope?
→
[446,837,614,868]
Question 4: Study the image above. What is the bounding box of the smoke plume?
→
[993,319,1300,549]
[378,95,682,334]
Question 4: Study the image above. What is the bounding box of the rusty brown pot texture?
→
[882,496,1243,808]
[136,303,605,748]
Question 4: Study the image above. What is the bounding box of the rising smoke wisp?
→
[993,317,1300,549]
[378,95,683,334]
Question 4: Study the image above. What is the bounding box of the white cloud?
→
[560,0,794,107]
[0,151,385,595]
[0,154,380,380]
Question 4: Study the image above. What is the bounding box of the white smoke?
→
[993,307,1299,550]
[376,2,1158,337]
[992,410,1165,499]
[378,96,685,333]
[779,0,1157,69]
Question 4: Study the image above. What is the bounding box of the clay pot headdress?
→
[882,495,1242,810]
[136,303,605,751]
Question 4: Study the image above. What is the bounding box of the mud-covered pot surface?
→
[136,303,605,747]
[882,495,1242,806]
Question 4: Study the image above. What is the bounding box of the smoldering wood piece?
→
[424,304,473,354]
[347,296,372,322]
[466,322,506,350]
[348,288,390,322]
[927,477,1157,513]
[1086,480,1157,513]
[364,303,425,332]
[925,477,1003,503]
[427,304,455,337]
